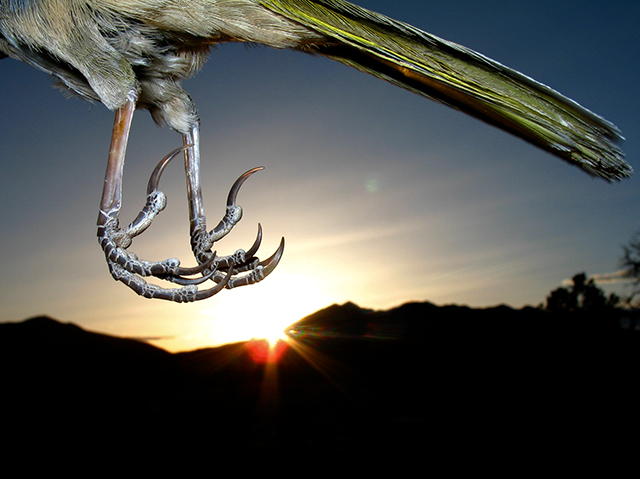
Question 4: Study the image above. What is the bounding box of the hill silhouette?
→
[1,303,638,471]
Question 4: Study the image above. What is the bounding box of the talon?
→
[110,261,232,303]
[244,223,263,259]
[207,167,264,244]
[194,261,235,301]
[260,237,285,274]
[227,167,264,207]
[161,262,219,286]
[226,237,285,289]
[193,224,262,271]
[174,250,218,276]
[146,145,191,195]
[119,145,188,242]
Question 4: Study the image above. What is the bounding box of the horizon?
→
[1,1,639,353]
[10,288,635,354]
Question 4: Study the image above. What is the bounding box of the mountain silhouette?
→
[1,303,638,471]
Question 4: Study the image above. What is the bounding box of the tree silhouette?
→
[621,230,640,307]
[545,272,619,315]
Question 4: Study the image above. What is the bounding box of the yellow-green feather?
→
[258,0,630,180]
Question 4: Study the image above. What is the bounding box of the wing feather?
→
[258,0,630,180]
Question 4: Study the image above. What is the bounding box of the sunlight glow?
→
[199,273,331,346]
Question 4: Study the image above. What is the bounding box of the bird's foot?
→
[188,166,265,263]
[97,148,284,302]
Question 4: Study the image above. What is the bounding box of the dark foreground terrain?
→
[1,301,638,471]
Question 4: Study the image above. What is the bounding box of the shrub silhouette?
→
[545,272,619,314]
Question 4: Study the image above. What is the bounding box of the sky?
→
[1,0,639,352]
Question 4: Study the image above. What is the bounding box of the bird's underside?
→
[0,0,632,302]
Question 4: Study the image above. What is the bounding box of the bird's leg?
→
[96,91,235,302]
[182,123,285,288]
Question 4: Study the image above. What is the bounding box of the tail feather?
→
[259,0,630,180]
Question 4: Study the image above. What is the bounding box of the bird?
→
[0,0,632,302]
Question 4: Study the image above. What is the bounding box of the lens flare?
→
[246,337,288,364]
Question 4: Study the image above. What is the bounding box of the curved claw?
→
[109,260,235,303]
[146,144,192,196]
[194,261,235,301]
[207,167,264,243]
[260,237,285,274]
[174,250,218,276]
[208,224,263,270]
[226,237,285,289]
[161,253,220,286]
[123,145,190,241]
[226,166,263,207]
[244,223,263,259]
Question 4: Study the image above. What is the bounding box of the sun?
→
[251,319,290,345]
[200,272,331,346]
[241,274,329,344]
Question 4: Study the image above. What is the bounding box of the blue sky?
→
[1,0,638,351]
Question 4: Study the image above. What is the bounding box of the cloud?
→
[562,269,633,286]
[128,335,175,342]
[559,270,633,287]
[590,270,633,285]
